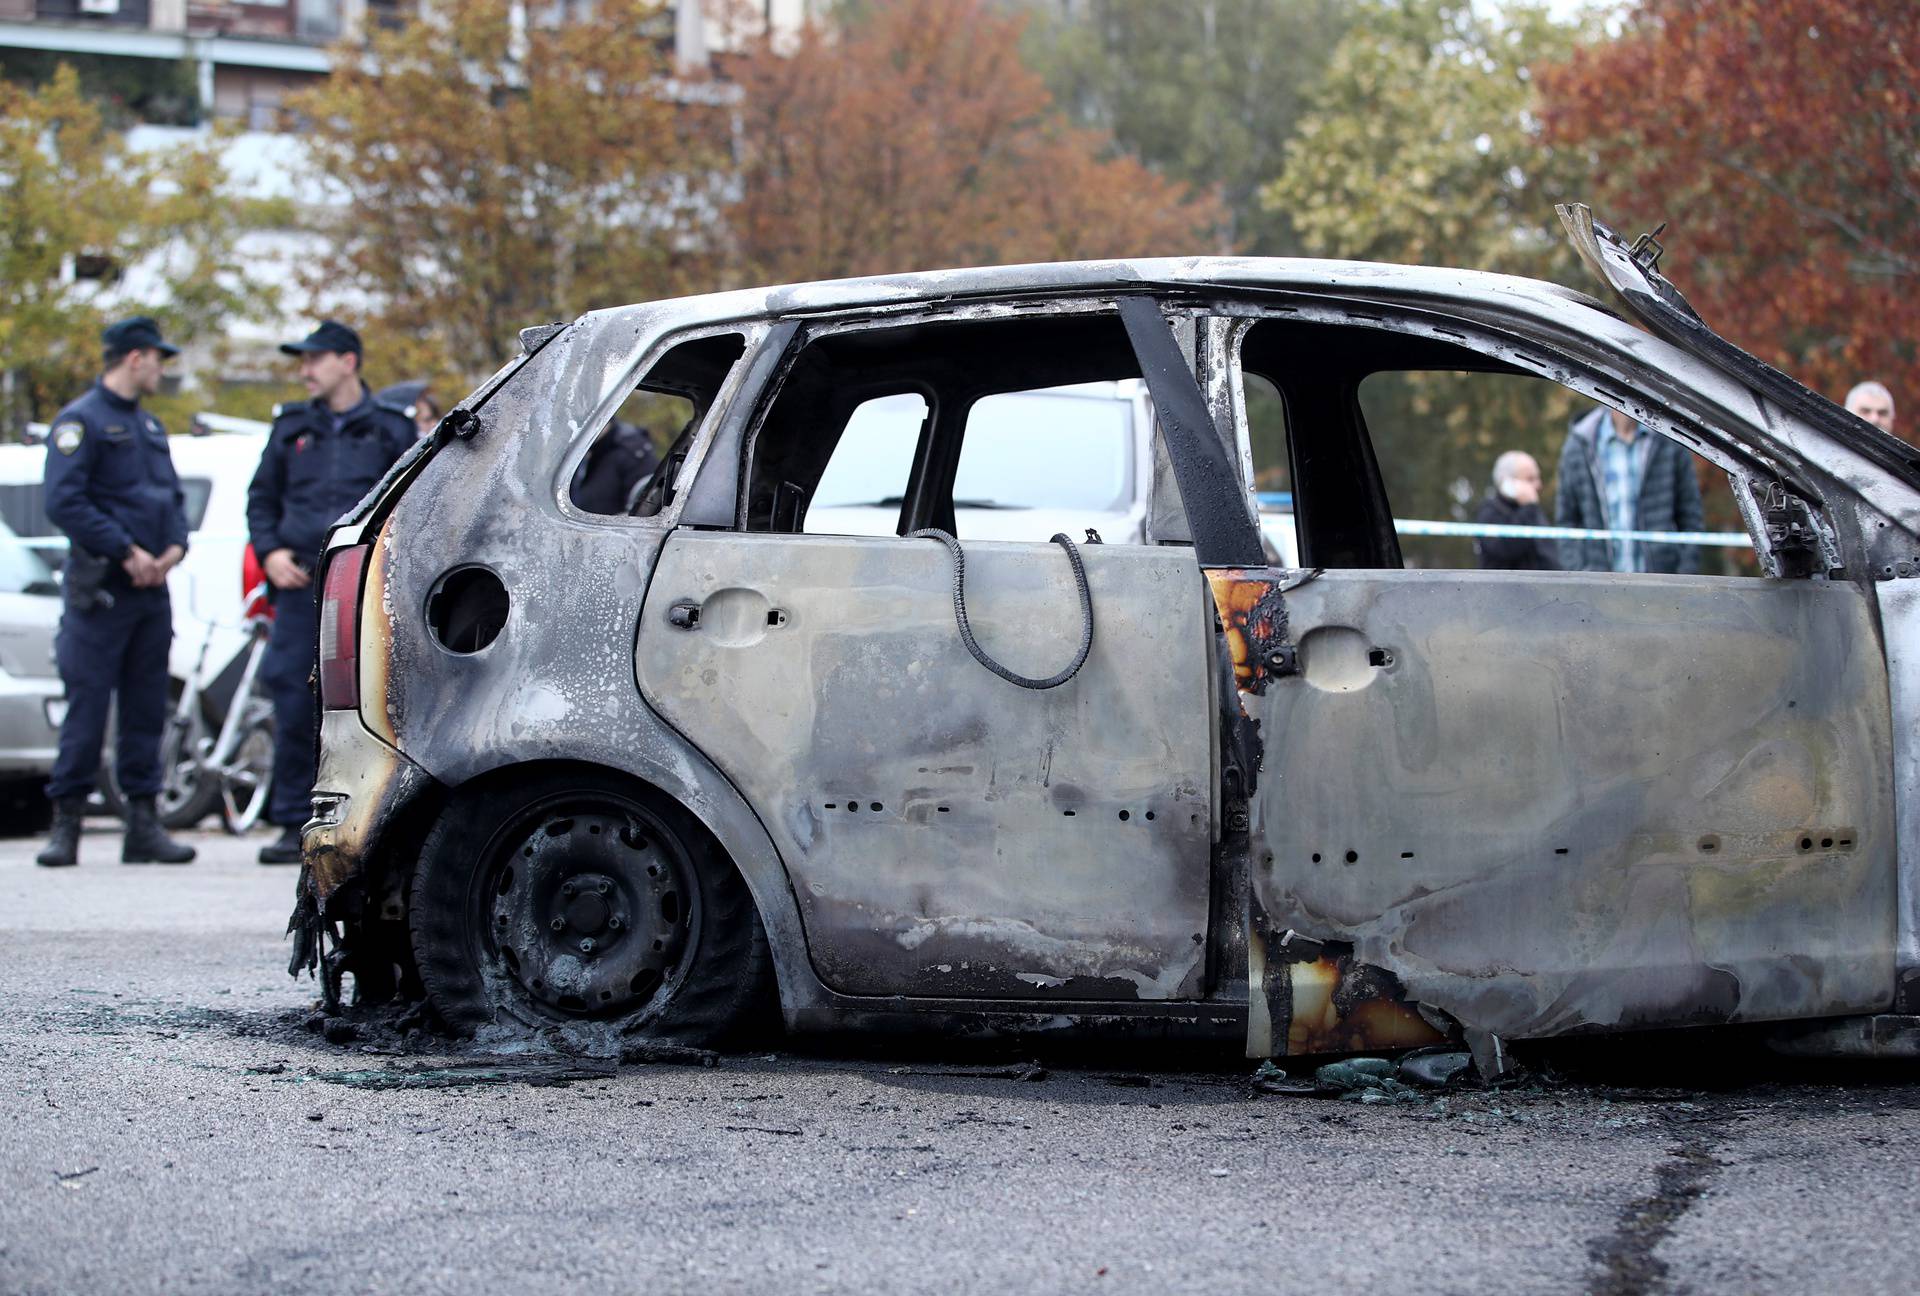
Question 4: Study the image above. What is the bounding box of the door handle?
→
[666,600,701,630]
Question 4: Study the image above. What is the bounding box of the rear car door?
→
[634,298,1259,1003]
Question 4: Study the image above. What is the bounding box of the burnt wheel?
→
[409,769,770,1044]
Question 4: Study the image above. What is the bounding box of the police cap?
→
[102,316,179,357]
[280,320,363,357]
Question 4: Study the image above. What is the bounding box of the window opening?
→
[180,477,212,531]
[1239,314,1758,575]
[1242,372,1295,566]
[806,393,930,536]
[572,331,746,518]
[743,310,1143,539]
[0,520,56,596]
[1355,371,1754,576]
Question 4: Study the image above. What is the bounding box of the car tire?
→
[0,778,52,837]
[409,768,771,1046]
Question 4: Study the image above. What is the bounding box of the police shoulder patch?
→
[52,422,84,456]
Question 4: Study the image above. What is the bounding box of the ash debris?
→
[266,992,723,1089]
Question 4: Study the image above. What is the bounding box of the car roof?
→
[574,256,1614,331]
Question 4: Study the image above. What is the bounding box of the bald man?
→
[1845,381,1895,435]
[1472,450,1559,570]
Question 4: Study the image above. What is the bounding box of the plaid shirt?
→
[1595,419,1654,573]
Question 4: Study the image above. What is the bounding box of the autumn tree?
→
[0,66,276,436]
[1020,0,1354,254]
[723,0,1225,286]
[291,0,728,381]
[1538,0,1920,427]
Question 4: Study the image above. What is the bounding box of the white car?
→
[0,518,64,832]
[0,418,269,825]
[0,420,266,683]
[795,381,1307,565]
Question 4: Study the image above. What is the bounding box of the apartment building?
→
[1,0,814,400]
[1,0,812,128]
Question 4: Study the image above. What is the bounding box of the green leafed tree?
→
[1020,0,1354,254]
[0,66,279,437]
[1253,0,1637,564]
[1261,0,1589,279]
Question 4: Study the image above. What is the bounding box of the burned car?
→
[290,206,1920,1062]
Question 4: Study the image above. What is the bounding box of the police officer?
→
[36,316,197,868]
[248,321,416,865]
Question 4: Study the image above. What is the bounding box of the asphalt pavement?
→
[2,827,1917,1295]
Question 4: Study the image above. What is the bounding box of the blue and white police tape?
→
[1385,518,1753,549]
[1252,494,1750,549]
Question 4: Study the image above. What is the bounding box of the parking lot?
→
[0,827,1914,1294]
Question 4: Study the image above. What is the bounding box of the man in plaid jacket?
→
[1554,405,1705,575]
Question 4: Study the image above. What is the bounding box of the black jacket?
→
[1472,492,1559,570]
[570,421,660,516]
[44,381,191,565]
[247,387,416,570]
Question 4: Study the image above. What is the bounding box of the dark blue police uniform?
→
[43,382,191,801]
[247,385,415,829]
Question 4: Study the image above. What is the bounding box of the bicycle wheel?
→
[155,703,222,828]
[218,709,275,835]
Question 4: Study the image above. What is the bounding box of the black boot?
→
[258,825,303,865]
[122,796,195,865]
[35,797,84,868]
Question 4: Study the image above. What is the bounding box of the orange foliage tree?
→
[722,0,1226,285]
[1538,0,1920,425]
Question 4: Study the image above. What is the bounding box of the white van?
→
[803,380,1302,564]
[803,381,1158,544]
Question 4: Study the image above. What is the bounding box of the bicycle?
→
[103,558,277,833]
[199,575,276,833]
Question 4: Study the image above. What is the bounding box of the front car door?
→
[1208,220,1920,1055]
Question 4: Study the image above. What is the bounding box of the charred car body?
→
[289,207,1920,1060]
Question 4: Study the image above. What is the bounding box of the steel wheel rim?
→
[472,793,699,1021]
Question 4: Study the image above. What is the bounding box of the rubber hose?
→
[909,528,1093,690]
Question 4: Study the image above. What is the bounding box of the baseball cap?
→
[280,320,363,357]
[101,316,179,357]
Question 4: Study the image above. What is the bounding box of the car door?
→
[1221,297,1896,1057]
[634,298,1262,1003]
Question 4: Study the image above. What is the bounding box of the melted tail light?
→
[318,544,370,710]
